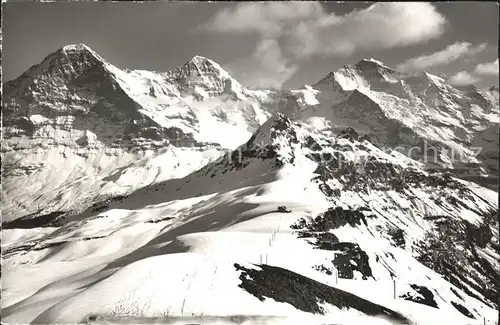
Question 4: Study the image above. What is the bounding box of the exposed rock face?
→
[415,213,499,308]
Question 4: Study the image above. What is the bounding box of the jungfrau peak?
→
[305,58,499,187]
[2,44,499,325]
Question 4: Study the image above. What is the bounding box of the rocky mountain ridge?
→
[2,43,498,220]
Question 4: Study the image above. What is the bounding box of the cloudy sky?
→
[3,2,499,89]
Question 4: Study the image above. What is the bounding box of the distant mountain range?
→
[2,44,498,325]
[3,44,498,222]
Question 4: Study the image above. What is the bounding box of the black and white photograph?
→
[1,2,499,324]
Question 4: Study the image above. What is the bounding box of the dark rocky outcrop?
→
[337,127,360,141]
[330,242,373,280]
[450,301,475,319]
[313,232,340,250]
[387,227,406,248]
[234,263,408,322]
[291,207,374,232]
[277,206,291,213]
[302,135,323,151]
[400,284,438,308]
[290,208,374,280]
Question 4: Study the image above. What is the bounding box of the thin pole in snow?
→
[393,279,396,299]
[335,270,338,284]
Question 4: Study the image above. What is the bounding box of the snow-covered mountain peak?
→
[354,58,394,71]
[180,54,230,79]
[186,55,219,67]
[171,54,244,97]
[61,43,98,55]
[4,43,112,97]
[245,113,295,148]
[353,58,403,83]
[365,58,387,65]
[422,71,446,84]
[314,58,404,93]
[56,43,111,69]
[46,43,108,71]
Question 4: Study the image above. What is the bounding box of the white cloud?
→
[225,39,299,89]
[203,2,446,87]
[206,2,446,57]
[397,42,487,71]
[474,59,499,75]
[203,2,323,38]
[448,71,480,86]
[283,2,447,58]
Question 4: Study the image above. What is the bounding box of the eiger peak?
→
[61,43,95,53]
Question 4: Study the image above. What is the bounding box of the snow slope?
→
[3,115,498,324]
